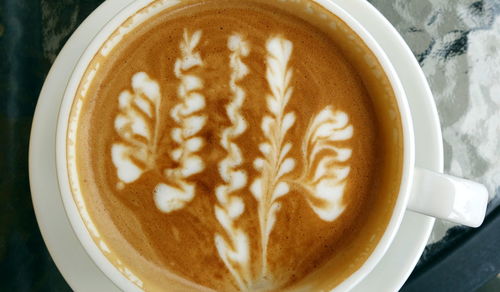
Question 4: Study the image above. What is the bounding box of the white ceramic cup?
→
[55,0,489,291]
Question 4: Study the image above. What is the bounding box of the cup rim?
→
[55,0,415,291]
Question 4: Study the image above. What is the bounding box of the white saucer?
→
[29,0,443,291]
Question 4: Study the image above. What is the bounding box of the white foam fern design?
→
[214,34,252,290]
[110,30,354,288]
[111,72,161,189]
[297,106,353,221]
[154,29,207,213]
[250,36,296,275]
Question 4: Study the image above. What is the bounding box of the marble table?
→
[369,0,500,270]
[0,0,498,291]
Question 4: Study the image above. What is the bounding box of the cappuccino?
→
[68,0,403,290]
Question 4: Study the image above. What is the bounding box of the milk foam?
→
[111,72,161,187]
[214,33,252,291]
[110,29,207,211]
[298,106,353,221]
[250,36,297,277]
[154,29,206,213]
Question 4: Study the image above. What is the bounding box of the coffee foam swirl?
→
[111,29,208,212]
[154,29,206,213]
[112,72,161,187]
[214,34,251,291]
[249,36,354,284]
[250,36,297,279]
[298,106,353,221]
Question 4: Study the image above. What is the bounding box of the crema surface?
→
[72,0,403,290]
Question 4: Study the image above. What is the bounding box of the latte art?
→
[214,33,252,289]
[71,0,403,290]
[109,30,355,288]
[111,72,160,186]
[154,29,206,213]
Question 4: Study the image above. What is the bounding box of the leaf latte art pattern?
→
[111,29,207,211]
[112,72,161,189]
[154,29,206,213]
[298,107,353,221]
[250,36,297,276]
[214,34,251,291]
[250,36,354,279]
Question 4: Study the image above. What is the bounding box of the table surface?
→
[0,0,498,291]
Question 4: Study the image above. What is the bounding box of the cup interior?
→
[55,0,415,291]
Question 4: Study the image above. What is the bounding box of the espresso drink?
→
[68,0,403,290]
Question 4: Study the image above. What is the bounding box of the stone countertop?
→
[368,1,500,271]
[0,0,498,291]
[370,0,500,241]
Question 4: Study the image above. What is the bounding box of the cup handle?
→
[408,167,489,227]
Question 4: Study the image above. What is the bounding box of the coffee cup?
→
[56,0,488,291]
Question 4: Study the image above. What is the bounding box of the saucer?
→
[29,0,442,291]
